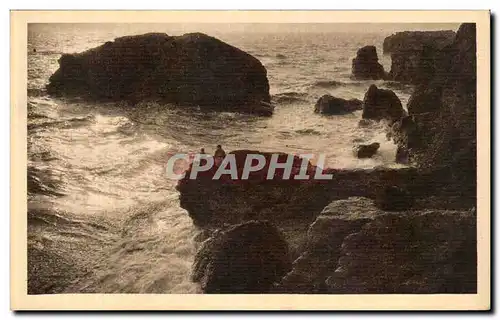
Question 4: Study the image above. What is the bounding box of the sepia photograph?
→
[10,10,490,310]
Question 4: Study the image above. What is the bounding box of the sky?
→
[30,22,461,35]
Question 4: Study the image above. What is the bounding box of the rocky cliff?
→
[390,23,477,201]
[275,197,476,294]
[179,23,478,295]
[383,30,456,54]
[385,30,457,84]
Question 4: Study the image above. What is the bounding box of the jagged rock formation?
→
[388,45,439,84]
[314,95,362,114]
[362,84,405,122]
[351,46,386,80]
[47,32,272,115]
[192,221,291,293]
[383,30,456,54]
[176,150,427,229]
[352,142,380,158]
[179,23,478,295]
[275,197,476,294]
[389,23,477,200]
[385,31,457,84]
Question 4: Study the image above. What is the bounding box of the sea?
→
[27,23,416,294]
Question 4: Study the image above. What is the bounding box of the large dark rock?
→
[274,197,378,293]
[383,30,456,54]
[351,46,386,80]
[314,95,362,114]
[326,207,476,293]
[390,23,477,199]
[385,31,457,85]
[274,197,476,294]
[47,33,272,115]
[388,44,439,84]
[352,142,380,158]
[192,220,291,293]
[362,84,405,122]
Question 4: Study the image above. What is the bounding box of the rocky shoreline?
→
[177,24,477,294]
[45,24,478,294]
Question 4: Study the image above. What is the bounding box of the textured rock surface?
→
[353,142,380,159]
[326,207,476,293]
[47,32,271,114]
[383,30,456,54]
[374,185,414,211]
[314,95,363,114]
[390,23,477,200]
[177,150,426,228]
[385,31,457,84]
[351,46,386,80]
[273,197,476,294]
[192,221,291,293]
[388,45,438,84]
[362,84,405,122]
[274,197,378,293]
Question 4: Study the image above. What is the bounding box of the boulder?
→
[47,33,272,115]
[314,95,362,114]
[357,119,373,127]
[362,84,405,122]
[351,46,386,80]
[274,197,379,293]
[352,142,380,159]
[383,30,456,54]
[192,220,291,293]
[326,208,476,293]
[274,197,476,294]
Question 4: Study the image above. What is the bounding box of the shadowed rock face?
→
[383,30,456,54]
[192,220,291,293]
[385,31,457,84]
[47,32,271,114]
[352,142,380,159]
[388,45,439,84]
[314,95,363,115]
[390,23,477,199]
[179,149,476,294]
[362,84,405,122]
[274,197,476,294]
[351,46,386,80]
[326,207,476,294]
[176,149,430,229]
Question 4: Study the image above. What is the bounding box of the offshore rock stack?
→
[47,32,273,116]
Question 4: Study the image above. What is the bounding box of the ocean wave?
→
[28,88,48,97]
[28,115,94,132]
[276,54,286,59]
[29,50,63,56]
[295,128,321,135]
[310,80,346,89]
[28,166,64,198]
[271,92,309,105]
